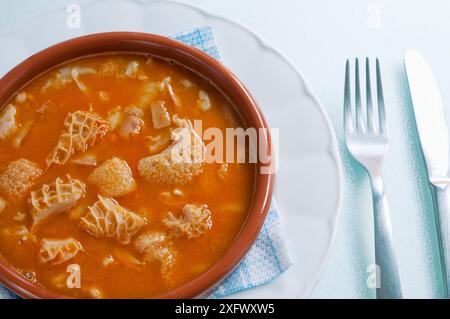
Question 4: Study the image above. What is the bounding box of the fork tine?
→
[365,58,376,133]
[344,59,353,134]
[376,58,387,135]
[355,58,365,133]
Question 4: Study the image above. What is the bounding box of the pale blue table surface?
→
[1,0,450,299]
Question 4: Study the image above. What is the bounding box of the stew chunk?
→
[88,157,137,197]
[39,238,83,265]
[46,111,109,166]
[138,117,205,184]
[0,104,17,139]
[134,231,174,273]
[30,176,86,228]
[79,196,146,245]
[150,101,171,129]
[0,159,42,198]
[163,204,212,239]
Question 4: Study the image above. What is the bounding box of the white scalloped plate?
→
[0,0,342,298]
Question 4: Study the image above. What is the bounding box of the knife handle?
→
[432,181,450,297]
[370,174,403,299]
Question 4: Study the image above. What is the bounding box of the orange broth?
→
[0,54,255,298]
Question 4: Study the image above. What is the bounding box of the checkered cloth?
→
[0,26,293,299]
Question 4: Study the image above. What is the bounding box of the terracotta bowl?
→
[0,32,274,299]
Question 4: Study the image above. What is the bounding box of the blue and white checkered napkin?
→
[0,26,292,299]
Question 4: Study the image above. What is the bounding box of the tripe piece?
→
[39,238,83,265]
[46,111,109,166]
[163,204,212,239]
[30,176,86,228]
[79,196,146,245]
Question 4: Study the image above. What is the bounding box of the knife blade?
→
[405,50,449,179]
[405,49,450,296]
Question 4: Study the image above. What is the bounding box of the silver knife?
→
[405,49,450,296]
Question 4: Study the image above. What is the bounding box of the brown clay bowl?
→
[0,32,274,299]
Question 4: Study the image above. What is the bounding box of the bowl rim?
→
[0,32,274,299]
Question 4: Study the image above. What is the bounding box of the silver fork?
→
[344,58,403,299]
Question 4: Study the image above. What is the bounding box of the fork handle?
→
[431,181,450,297]
[370,174,403,299]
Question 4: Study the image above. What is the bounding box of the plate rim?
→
[171,0,342,297]
[0,0,343,298]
